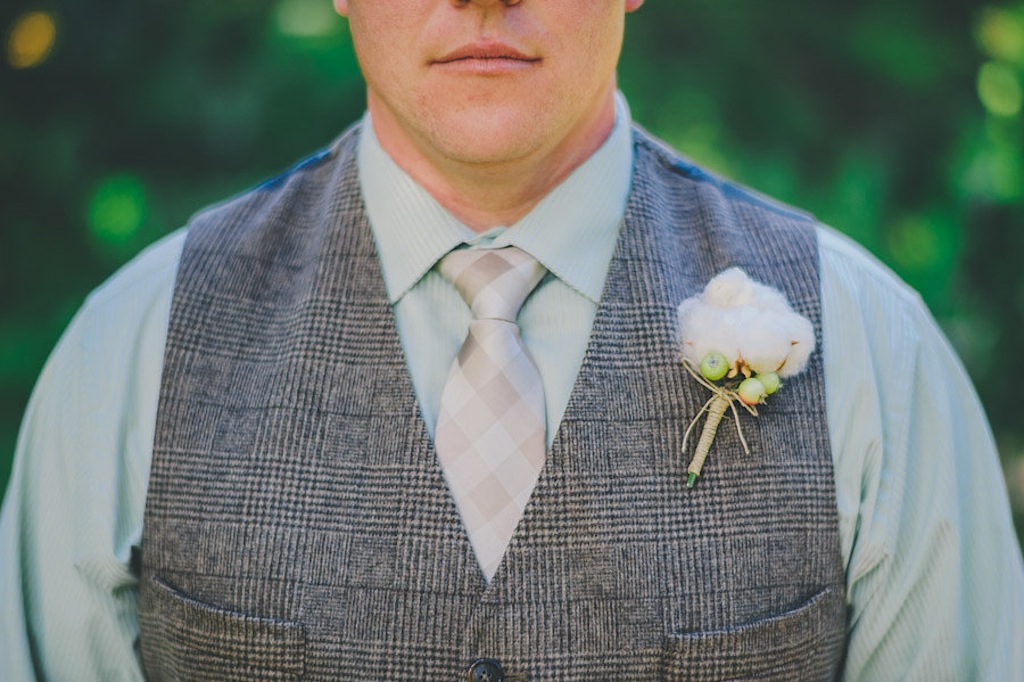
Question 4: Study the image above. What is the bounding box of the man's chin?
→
[425,119,548,168]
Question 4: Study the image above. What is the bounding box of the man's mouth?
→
[432,42,540,68]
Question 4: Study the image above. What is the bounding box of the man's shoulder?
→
[630,124,815,229]
[186,122,363,240]
[81,228,186,321]
[627,125,823,308]
[816,224,925,317]
[71,124,366,347]
[628,126,923,317]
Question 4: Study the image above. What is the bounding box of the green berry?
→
[700,352,729,382]
[737,377,767,405]
[758,372,781,395]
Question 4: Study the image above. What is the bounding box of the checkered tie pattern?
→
[436,246,548,580]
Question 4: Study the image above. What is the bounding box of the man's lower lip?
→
[432,57,539,74]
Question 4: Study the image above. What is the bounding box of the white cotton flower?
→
[777,314,815,378]
[702,268,760,308]
[702,267,791,314]
[679,300,740,366]
[738,311,793,374]
[677,268,816,378]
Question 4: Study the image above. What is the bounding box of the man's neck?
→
[366,87,618,232]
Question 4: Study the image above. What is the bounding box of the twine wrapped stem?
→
[680,358,756,488]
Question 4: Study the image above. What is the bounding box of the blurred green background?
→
[1,1,1023,546]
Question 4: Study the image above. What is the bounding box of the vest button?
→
[466,657,505,682]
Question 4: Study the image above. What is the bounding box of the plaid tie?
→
[436,246,548,580]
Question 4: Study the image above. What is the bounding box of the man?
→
[2,0,1022,679]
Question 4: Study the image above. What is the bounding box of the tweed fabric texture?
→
[436,247,548,581]
[139,123,848,680]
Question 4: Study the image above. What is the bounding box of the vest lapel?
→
[318,141,494,595]
[485,131,712,591]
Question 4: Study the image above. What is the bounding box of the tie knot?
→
[439,246,547,322]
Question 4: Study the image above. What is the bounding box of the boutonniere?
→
[677,267,815,487]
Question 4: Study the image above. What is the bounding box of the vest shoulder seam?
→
[631,124,817,226]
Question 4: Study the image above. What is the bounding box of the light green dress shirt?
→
[2,98,1022,680]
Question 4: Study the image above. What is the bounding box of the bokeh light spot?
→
[977,61,1023,117]
[887,216,941,272]
[274,0,340,38]
[7,11,57,69]
[87,175,148,244]
[977,7,1024,65]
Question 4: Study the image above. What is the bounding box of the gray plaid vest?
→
[139,125,848,680]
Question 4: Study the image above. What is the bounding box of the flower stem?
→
[686,394,730,487]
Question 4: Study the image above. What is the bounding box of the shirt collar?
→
[358,93,634,304]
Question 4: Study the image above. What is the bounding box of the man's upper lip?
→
[433,42,539,64]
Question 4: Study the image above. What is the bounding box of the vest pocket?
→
[661,587,846,681]
[140,575,307,681]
